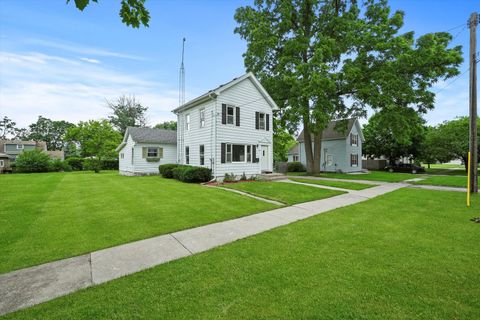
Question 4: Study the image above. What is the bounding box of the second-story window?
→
[350,134,358,146]
[227,106,234,125]
[186,114,190,131]
[259,113,266,130]
[200,109,205,128]
[16,144,24,150]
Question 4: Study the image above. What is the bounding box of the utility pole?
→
[468,12,478,193]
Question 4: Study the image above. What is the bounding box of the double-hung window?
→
[227,106,235,125]
[259,113,266,130]
[350,134,358,146]
[185,146,190,164]
[350,154,358,167]
[200,145,205,165]
[186,114,190,131]
[222,143,257,164]
[147,148,158,157]
[293,155,299,162]
[199,109,205,128]
[247,145,252,162]
[226,144,232,162]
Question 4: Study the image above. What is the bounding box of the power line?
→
[444,23,466,33]
[434,68,470,94]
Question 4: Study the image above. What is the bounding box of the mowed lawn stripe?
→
[5,189,479,319]
[223,181,345,205]
[289,178,375,190]
[0,172,277,274]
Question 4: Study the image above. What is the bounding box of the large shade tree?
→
[28,116,75,151]
[107,95,148,136]
[234,0,462,173]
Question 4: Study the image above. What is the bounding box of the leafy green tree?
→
[154,121,177,130]
[67,0,150,28]
[273,127,296,162]
[234,0,462,174]
[65,120,122,172]
[0,116,26,140]
[363,106,425,165]
[14,149,51,173]
[107,95,148,136]
[28,116,75,150]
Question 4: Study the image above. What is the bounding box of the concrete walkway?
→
[407,184,466,192]
[0,183,405,316]
[287,175,385,185]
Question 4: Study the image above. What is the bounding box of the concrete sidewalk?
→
[286,175,386,185]
[0,183,405,316]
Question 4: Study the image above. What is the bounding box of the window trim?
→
[226,144,232,163]
[350,133,358,147]
[199,109,205,128]
[16,144,24,150]
[293,155,299,162]
[200,144,205,165]
[226,105,235,125]
[186,114,190,131]
[0,160,4,167]
[326,154,334,166]
[147,147,159,158]
[185,146,190,164]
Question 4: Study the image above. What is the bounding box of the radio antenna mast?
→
[179,37,186,107]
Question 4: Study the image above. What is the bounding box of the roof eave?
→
[172,93,217,114]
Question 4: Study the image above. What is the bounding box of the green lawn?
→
[424,163,464,169]
[287,170,419,182]
[289,177,375,190]
[424,168,466,176]
[412,175,467,188]
[223,181,345,205]
[6,188,479,319]
[0,172,278,274]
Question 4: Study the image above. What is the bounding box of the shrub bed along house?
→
[159,164,212,183]
[14,150,71,173]
[287,161,306,172]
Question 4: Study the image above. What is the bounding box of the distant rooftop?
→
[127,127,177,144]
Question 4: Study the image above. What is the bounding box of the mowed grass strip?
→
[412,175,467,188]
[5,189,480,320]
[287,170,420,182]
[0,172,277,274]
[223,181,345,205]
[289,177,375,190]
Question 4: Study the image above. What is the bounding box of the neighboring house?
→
[173,72,277,179]
[116,127,177,176]
[0,140,48,173]
[288,118,364,173]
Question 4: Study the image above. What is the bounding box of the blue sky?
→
[0,0,477,128]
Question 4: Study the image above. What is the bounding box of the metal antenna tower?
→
[179,37,186,107]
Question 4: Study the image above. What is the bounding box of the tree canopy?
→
[107,95,148,136]
[28,116,75,151]
[235,0,463,173]
[68,0,150,28]
[154,121,177,130]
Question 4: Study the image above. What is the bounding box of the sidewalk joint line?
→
[169,234,194,255]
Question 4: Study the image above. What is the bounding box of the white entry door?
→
[260,145,269,172]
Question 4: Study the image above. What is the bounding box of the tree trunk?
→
[464,156,468,172]
[303,123,315,174]
[428,163,431,169]
[313,133,322,173]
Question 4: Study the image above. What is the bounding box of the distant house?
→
[116,127,177,176]
[0,139,60,173]
[117,73,278,179]
[288,118,364,173]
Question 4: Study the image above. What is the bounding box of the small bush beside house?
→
[287,162,306,172]
[159,164,212,183]
[66,157,85,171]
[15,150,52,173]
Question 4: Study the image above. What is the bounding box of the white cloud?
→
[79,57,100,64]
[0,51,179,127]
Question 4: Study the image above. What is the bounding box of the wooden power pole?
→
[468,12,478,193]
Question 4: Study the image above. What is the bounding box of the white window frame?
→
[232,144,246,163]
[293,155,299,162]
[0,160,4,167]
[326,154,333,166]
[186,114,190,131]
[351,154,358,167]
[351,134,358,146]
[185,146,190,164]
[16,144,24,150]
[199,109,205,128]
[200,144,205,165]
[258,112,266,130]
[226,106,235,125]
[226,144,232,163]
[147,147,158,158]
[247,145,252,162]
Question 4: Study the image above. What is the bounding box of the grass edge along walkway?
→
[0,183,405,317]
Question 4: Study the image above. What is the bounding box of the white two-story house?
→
[173,72,277,179]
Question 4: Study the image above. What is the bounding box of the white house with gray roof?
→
[288,118,364,173]
[173,72,277,179]
[116,127,177,175]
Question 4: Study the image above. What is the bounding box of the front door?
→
[260,145,269,172]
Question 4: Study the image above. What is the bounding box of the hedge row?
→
[65,157,118,171]
[159,164,212,183]
[287,161,306,172]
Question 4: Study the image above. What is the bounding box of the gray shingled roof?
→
[288,144,299,155]
[297,118,357,142]
[127,127,177,144]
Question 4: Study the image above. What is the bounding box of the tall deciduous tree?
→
[235,0,462,173]
[28,116,75,150]
[67,0,150,28]
[0,116,25,140]
[363,106,425,164]
[107,95,148,135]
[154,121,177,130]
[65,120,121,161]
